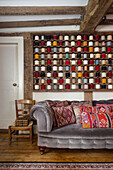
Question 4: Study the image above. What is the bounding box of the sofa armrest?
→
[30,101,54,132]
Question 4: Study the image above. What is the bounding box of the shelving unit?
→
[33,34,113,91]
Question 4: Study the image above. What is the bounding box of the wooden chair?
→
[8,99,35,144]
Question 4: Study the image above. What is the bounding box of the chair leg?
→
[39,146,46,155]
[8,126,12,144]
[30,126,32,144]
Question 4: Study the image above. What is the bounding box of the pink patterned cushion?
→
[52,105,76,127]
[81,106,113,129]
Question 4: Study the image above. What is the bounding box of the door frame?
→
[0,36,24,99]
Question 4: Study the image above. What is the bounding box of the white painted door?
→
[0,37,24,129]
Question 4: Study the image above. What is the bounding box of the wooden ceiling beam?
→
[100,19,113,25]
[0,6,85,15]
[0,19,80,28]
[80,0,113,33]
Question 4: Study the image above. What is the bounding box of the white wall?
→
[93,92,113,100]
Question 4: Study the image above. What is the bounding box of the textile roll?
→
[65,53,69,59]
[89,47,93,52]
[78,78,82,83]
[102,78,106,83]
[101,60,106,65]
[84,84,88,89]
[65,60,70,65]
[53,60,57,65]
[77,35,82,40]
[35,85,39,89]
[65,84,70,89]
[101,35,105,40]
[89,41,93,46]
[77,60,82,65]
[53,79,57,83]
[101,66,107,71]
[108,84,113,89]
[58,72,63,77]
[59,59,63,65]
[41,66,45,71]
[108,59,112,64]
[34,40,39,45]
[47,72,51,77]
[65,72,70,77]
[78,66,82,71]
[59,54,63,58]
[83,72,88,77]
[108,66,112,71]
[70,35,75,40]
[35,66,39,71]
[89,66,94,71]
[95,35,99,40]
[90,84,94,89]
[53,66,57,71]
[65,41,69,46]
[59,66,63,71]
[53,54,57,58]
[83,47,87,52]
[72,47,76,52]
[53,72,58,77]
[101,41,105,46]
[41,35,44,40]
[64,35,69,40]
[108,78,112,83]
[72,79,76,83]
[89,60,94,64]
[96,78,100,83]
[83,78,88,83]
[41,84,45,89]
[83,60,88,65]
[78,72,82,77]
[47,66,52,71]
[96,72,100,77]
[95,66,100,71]
[89,72,94,77]
[53,47,57,52]
[47,60,51,65]
[59,85,63,89]
[106,41,111,46]
[65,47,69,52]
[35,48,39,52]
[47,47,51,52]
[65,66,70,71]
[59,48,63,52]
[71,60,76,65]
[47,85,51,90]
[59,35,63,40]
[107,35,112,40]
[108,54,112,58]
[89,35,93,40]
[77,41,81,46]
[59,41,63,46]
[84,66,88,71]
[47,35,51,40]
[107,47,112,52]
[53,85,58,90]
[35,35,39,40]
[66,79,70,83]
[95,84,100,89]
[59,79,64,83]
[107,72,112,77]
[71,41,75,46]
[101,84,106,89]
[94,47,99,52]
[83,35,87,40]
[101,47,106,52]
[35,72,39,77]
[101,72,106,77]
[53,41,57,46]
[47,41,51,46]
[53,35,57,40]
[77,47,82,52]
[72,72,76,77]
[83,54,87,58]
[101,53,106,58]
[41,79,45,84]
[71,84,77,89]
[47,79,52,84]
[35,54,39,59]
[95,53,100,58]
[89,78,94,83]
[83,41,87,46]
[90,53,94,58]
[95,60,99,65]
[72,53,76,58]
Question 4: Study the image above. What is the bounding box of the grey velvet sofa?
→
[30,99,113,154]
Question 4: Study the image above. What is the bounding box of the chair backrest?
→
[15,99,35,119]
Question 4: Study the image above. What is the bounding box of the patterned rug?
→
[0,162,113,170]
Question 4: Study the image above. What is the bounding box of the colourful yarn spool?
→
[72,47,76,52]
[89,47,93,52]
[35,54,39,59]
[72,66,76,71]
[83,35,87,40]
[107,47,112,52]
[78,72,82,77]
[47,60,51,65]
[41,41,45,46]
[35,72,39,77]
[35,85,39,90]
[96,78,100,83]
[95,66,100,71]
[77,41,81,46]
[41,84,45,89]
[53,41,57,46]
[89,60,94,64]
[65,84,70,89]
[59,41,63,46]
[77,60,82,65]
[90,84,94,89]
[83,72,88,77]
[83,41,87,46]
[47,72,51,77]
[95,35,99,40]
[102,78,106,83]
[53,35,57,40]
[47,79,52,84]
[65,60,70,65]
[101,53,106,58]
[47,47,51,52]
[83,47,87,52]
[53,72,58,77]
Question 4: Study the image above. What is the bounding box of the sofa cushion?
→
[72,101,92,124]
[38,123,113,139]
[52,105,76,127]
[93,99,113,106]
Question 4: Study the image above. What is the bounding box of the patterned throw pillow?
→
[47,100,69,127]
[72,101,92,124]
[81,106,113,129]
[52,105,76,127]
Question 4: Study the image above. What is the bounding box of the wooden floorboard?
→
[0,133,113,162]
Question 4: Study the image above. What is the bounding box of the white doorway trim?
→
[0,36,24,99]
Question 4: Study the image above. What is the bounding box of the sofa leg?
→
[39,146,46,155]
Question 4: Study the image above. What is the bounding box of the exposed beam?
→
[0,19,80,28]
[100,19,113,25]
[80,0,113,33]
[0,6,85,15]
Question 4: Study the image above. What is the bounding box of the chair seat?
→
[10,121,33,130]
